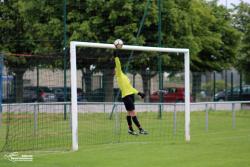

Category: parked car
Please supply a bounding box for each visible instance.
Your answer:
[87,88,122,102]
[214,85,250,101]
[23,86,57,102]
[150,87,192,103]
[50,87,87,102]
[2,94,15,103]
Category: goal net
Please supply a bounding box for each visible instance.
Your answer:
[1,41,190,152]
[1,60,73,152]
[70,41,190,151]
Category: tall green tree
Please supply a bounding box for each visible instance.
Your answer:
[132,0,240,101]
[67,0,158,101]
[0,0,242,102]
[0,0,64,102]
[232,2,250,83]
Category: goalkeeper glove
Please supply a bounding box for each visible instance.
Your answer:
[138,92,145,99]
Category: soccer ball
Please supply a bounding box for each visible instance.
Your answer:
[114,39,123,49]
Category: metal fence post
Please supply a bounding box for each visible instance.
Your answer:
[205,103,209,132]
[232,103,236,129]
[104,103,106,113]
[69,104,72,129]
[115,103,120,143]
[173,104,177,136]
[34,103,38,134]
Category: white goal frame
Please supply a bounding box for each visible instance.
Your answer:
[70,41,191,151]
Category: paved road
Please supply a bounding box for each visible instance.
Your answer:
[2,102,250,113]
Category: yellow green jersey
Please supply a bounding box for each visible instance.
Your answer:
[115,57,138,98]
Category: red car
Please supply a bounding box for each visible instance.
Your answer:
[150,87,192,103]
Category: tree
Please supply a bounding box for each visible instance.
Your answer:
[0,0,242,102]
[132,0,240,101]
[0,0,64,102]
[67,0,158,101]
[232,2,250,83]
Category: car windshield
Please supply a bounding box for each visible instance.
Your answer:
[242,86,250,93]
[39,87,52,93]
[25,87,52,92]
[167,88,177,93]
[224,86,250,94]
[51,87,83,94]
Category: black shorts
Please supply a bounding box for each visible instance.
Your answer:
[122,94,135,111]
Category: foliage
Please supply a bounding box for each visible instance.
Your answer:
[0,0,245,100]
[1,0,64,69]
[232,2,250,82]
[66,0,158,72]
[0,0,65,101]
[201,79,229,92]
[0,0,243,72]
[240,24,250,72]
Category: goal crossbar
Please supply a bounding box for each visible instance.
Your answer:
[70,41,190,151]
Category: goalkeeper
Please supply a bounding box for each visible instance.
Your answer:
[114,55,148,135]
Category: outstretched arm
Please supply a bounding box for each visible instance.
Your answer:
[115,57,122,76]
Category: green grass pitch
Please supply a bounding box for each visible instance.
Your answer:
[0,110,250,167]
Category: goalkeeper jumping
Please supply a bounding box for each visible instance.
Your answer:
[114,55,148,135]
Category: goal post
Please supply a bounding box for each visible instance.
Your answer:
[70,41,190,151]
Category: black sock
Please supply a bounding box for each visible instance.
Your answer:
[132,116,142,130]
[126,116,133,131]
